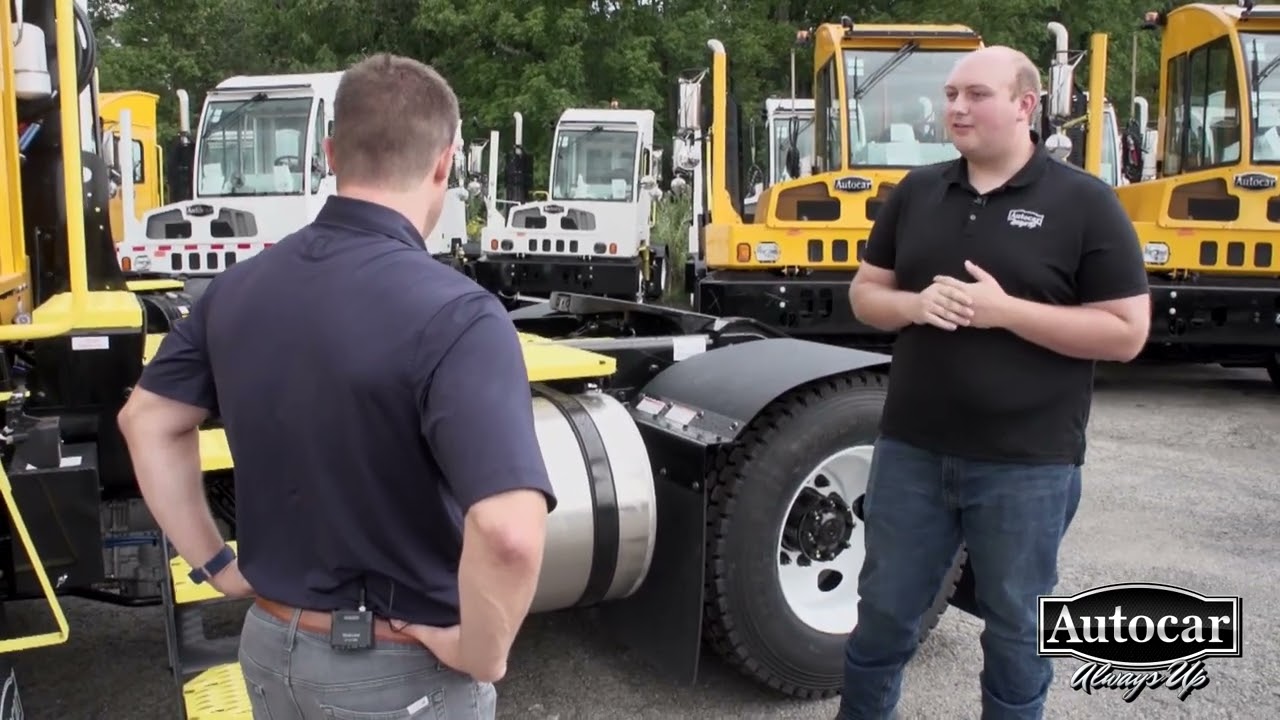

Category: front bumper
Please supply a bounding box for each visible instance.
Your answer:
[694,270,891,345]
[1146,275,1280,361]
[473,255,641,298]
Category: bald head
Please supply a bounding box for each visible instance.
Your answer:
[954,46,1042,100]
[942,46,1043,165]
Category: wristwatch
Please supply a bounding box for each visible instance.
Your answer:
[188,543,236,584]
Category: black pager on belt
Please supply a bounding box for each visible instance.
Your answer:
[331,585,374,650]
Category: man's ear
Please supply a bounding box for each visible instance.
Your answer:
[322,137,338,175]
[1019,91,1040,124]
[432,147,452,185]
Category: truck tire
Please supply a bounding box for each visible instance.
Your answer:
[702,370,961,699]
[0,605,23,720]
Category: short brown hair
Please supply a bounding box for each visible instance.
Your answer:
[1012,53,1043,112]
[331,53,459,191]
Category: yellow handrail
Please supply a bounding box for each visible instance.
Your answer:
[0,462,72,652]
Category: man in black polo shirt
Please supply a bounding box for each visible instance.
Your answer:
[117,54,555,719]
[837,47,1150,719]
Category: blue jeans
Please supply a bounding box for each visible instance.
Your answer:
[837,436,1082,720]
[238,602,497,719]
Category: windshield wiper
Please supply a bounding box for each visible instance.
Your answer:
[199,92,268,141]
[853,41,919,101]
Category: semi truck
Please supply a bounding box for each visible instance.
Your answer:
[685,19,986,349]
[99,90,165,244]
[472,107,669,303]
[112,72,471,296]
[0,3,978,716]
[1115,1,1280,387]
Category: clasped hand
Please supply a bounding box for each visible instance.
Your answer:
[915,260,1009,331]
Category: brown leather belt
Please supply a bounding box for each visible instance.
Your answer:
[254,597,420,645]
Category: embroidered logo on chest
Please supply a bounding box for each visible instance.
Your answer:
[1006,209,1044,229]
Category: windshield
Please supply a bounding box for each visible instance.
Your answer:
[550,126,639,201]
[196,96,315,196]
[842,48,966,167]
[1240,32,1280,163]
[771,114,815,184]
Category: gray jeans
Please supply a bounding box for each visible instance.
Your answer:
[238,601,497,719]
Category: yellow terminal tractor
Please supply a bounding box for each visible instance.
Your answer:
[680,18,984,349]
[1113,2,1280,387]
[99,90,166,245]
[0,1,986,714]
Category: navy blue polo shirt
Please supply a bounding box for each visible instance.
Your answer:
[137,195,557,625]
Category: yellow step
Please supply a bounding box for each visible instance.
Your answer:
[169,540,239,605]
[143,332,165,364]
[199,429,233,472]
[127,278,186,293]
[183,662,253,719]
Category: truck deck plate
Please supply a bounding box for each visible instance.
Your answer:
[145,331,616,382]
[517,331,617,381]
[181,662,253,719]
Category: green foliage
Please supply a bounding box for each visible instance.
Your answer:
[87,0,1185,203]
[87,0,1188,308]
[651,192,694,302]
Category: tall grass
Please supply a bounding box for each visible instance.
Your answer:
[650,192,694,305]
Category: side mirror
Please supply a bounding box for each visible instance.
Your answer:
[467,139,487,176]
[453,147,467,179]
[677,73,704,133]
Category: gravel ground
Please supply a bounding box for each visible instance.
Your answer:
[5,361,1278,720]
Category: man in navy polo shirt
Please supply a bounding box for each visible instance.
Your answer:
[118,54,555,719]
[838,47,1150,719]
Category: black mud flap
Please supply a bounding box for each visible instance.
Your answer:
[595,337,891,687]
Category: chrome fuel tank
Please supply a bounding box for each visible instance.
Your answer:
[529,388,657,613]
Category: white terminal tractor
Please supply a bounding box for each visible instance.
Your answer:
[114,71,470,297]
[473,107,668,303]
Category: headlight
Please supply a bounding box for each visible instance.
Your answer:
[1142,242,1169,264]
[134,255,151,271]
[755,242,780,262]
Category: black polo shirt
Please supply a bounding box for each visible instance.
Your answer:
[137,195,557,625]
[863,145,1149,465]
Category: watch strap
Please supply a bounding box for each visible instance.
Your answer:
[187,543,236,585]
